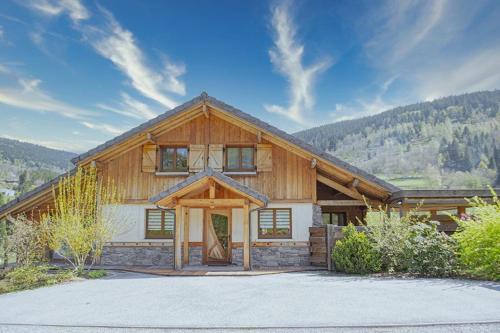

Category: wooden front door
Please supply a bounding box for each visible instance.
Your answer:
[204,209,232,265]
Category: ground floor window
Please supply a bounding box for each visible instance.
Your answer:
[258,208,292,239]
[145,209,175,239]
[322,212,346,226]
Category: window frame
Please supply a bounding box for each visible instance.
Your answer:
[225,145,255,172]
[159,146,188,172]
[258,208,292,239]
[145,209,175,239]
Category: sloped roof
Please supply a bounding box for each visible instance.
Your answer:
[150,168,269,206]
[72,92,399,193]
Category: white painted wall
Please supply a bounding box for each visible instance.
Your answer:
[108,202,312,243]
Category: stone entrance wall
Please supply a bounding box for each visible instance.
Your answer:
[251,246,310,268]
[101,245,174,267]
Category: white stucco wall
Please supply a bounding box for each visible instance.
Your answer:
[108,202,312,243]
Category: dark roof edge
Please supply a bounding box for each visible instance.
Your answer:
[390,188,500,202]
[149,167,269,205]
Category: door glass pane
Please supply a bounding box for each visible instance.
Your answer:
[176,148,188,170]
[241,147,254,170]
[322,213,331,224]
[226,147,239,170]
[211,214,228,253]
[161,148,174,171]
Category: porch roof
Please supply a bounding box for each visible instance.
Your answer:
[149,168,269,207]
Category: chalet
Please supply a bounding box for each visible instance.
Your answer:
[0,93,497,270]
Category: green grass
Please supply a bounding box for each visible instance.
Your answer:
[379,175,434,189]
[87,269,107,279]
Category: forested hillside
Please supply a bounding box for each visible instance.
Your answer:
[0,138,76,203]
[295,90,500,189]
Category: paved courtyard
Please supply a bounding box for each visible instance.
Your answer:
[0,271,499,332]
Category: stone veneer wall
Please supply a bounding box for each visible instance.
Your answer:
[188,246,203,266]
[101,245,174,267]
[231,248,243,266]
[251,246,310,268]
[312,204,323,227]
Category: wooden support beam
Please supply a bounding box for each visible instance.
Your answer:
[146,132,156,143]
[209,179,216,199]
[183,208,189,265]
[202,103,209,118]
[310,158,317,169]
[317,200,366,206]
[243,202,250,270]
[311,167,317,204]
[174,205,182,270]
[257,131,262,143]
[457,206,466,215]
[348,178,360,190]
[317,174,364,201]
[178,198,247,207]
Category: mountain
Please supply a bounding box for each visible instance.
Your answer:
[0,138,76,201]
[295,90,500,189]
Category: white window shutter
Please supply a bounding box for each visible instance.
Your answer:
[189,144,205,172]
[256,144,272,172]
[142,144,157,173]
[208,144,224,171]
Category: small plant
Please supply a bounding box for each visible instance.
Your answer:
[87,269,107,279]
[3,265,74,293]
[332,224,381,274]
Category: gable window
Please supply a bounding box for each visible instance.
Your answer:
[225,146,255,172]
[160,147,188,172]
[258,208,292,239]
[145,209,174,239]
[322,212,346,226]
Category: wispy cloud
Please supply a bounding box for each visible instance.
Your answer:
[24,0,90,22]
[0,76,92,120]
[80,6,186,109]
[0,25,4,40]
[264,2,332,123]
[97,92,159,120]
[81,121,125,135]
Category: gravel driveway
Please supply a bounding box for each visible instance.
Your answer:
[0,271,499,332]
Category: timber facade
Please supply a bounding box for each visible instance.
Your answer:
[0,93,497,270]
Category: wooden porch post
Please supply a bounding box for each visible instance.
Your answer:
[243,202,250,270]
[183,208,190,265]
[174,205,183,270]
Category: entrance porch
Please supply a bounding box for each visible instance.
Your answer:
[149,168,269,270]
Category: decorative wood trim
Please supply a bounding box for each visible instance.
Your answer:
[243,203,250,270]
[251,241,309,248]
[317,200,366,206]
[311,167,317,204]
[178,198,246,207]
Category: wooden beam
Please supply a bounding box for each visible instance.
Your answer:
[457,206,466,215]
[317,200,366,206]
[317,174,363,201]
[174,205,182,270]
[202,103,209,118]
[178,198,246,207]
[183,208,189,265]
[209,179,216,199]
[243,202,250,270]
[311,167,317,204]
[348,178,360,189]
[146,132,156,143]
[310,158,317,169]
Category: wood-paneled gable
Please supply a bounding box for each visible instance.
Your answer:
[100,114,314,201]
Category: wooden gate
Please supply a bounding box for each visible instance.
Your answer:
[309,227,327,267]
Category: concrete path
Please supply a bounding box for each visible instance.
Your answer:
[0,271,499,332]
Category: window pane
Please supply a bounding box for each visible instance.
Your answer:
[227,147,240,170]
[161,148,174,171]
[259,210,274,236]
[322,213,331,224]
[147,210,162,232]
[164,210,175,233]
[176,148,188,170]
[275,209,291,235]
[241,147,254,170]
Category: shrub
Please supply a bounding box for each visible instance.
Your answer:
[87,269,107,279]
[365,209,412,273]
[5,265,74,291]
[453,192,500,281]
[407,222,457,277]
[332,224,381,274]
[7,215,49,266]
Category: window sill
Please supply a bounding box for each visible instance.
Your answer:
[155,171,189,176]
[223,171,257,176]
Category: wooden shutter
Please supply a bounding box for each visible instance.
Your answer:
[142,144,157,173]
[188,144,205,172]
[256,144,273,172]
[208,144,224,171]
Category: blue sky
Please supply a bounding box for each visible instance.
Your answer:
[1,0,500,153]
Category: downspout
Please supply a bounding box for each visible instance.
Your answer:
[248,203,267,270]
[156,204,175,269]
